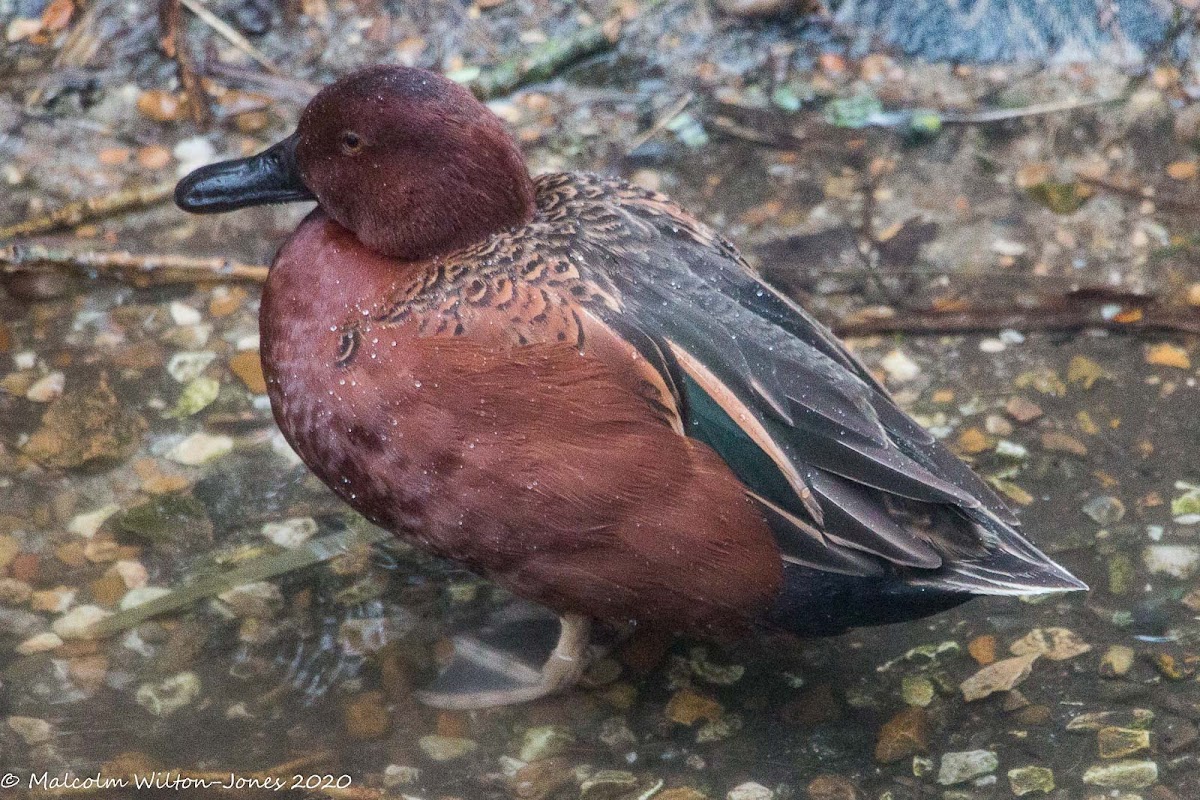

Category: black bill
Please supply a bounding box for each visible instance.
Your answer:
[174,133,314,213]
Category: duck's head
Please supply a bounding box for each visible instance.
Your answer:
[175,65,536,262]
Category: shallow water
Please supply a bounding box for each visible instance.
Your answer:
[2,2,1200,799]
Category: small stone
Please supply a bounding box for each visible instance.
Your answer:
[25,371,65,402]
[1068,709,1155,732]
[167,432,234,465]
[1174,484,1200,524]
[1143,545,1200,579]
[218,581,283,618]
[875,706,930,763]
[418,734,477,761]
[968,634,997,665]
[166,351,217,383]
[880,349,920,383]
[1041,431,1088,456]
[112,560,149,590]
[727,783,774,800]
[1010,628,1092,661]
[1167,160,1198,180]
[16,632,62,654]
[1100,645,1136,677]
[69,654,108,694]
[31,586,75,612]
[1150,651,1194,680]
[115,494,211,545]
[659,790,709,800]
[960,653,1039,701]
[165,303,199,328]
[805,774,858,800]
[1014,705,1053,726]
[0,535,18,570]
[1082,496,1126,525]
[1159,715,1199,753]
[984,414,1013,436]
[1109,552,1136,595]
[667,688,723,725]
[137,145,173,170]
[135,672,202,716]
[382,765,421,789]
[90,572,127,607]
[229,351,268,394]
[68,504,120,538]
[0,578,32,605]
[955,427,991,455]
[597,717,637,749]
[689,646,745,684]
[1145,343,1191,369]
[1081,760,1158,789]
[344,691,390,740]
[173,136,217,175]
[137,89,188,122]
[696,712,743,743]
[261,517,318,549]
[1098,727,1151,758]
[518,725,574,762]
[1007,766,1055,796]
[7,715,52,744]
[23,376,146,469]
[1067,355,1108,389]
[937,750,998,785]
[51,604,110,640]
[509,757,573,799]
[166,377,220,418]
[899,675,934,707]
[580,770,639,800]
[1005,396,1043,423]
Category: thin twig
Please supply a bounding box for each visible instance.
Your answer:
[628,92,694,152]
[940,94,1124,124]
[831,304,1200,337]
[1,244,270,286]
[0,180,177,240]
[179,0,280,75]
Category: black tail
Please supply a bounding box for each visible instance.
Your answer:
[765,561,972,638]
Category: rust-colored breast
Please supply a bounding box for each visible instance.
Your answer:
[259,183,782,637]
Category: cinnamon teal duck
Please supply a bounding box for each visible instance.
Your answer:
[175,65,1086,708]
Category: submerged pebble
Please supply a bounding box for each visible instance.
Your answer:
[938,750,999,785]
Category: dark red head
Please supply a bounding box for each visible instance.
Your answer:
[175,66,536,262]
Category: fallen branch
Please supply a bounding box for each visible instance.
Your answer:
[1,244,269,285]
[87,526,392,638]
[467,20,618,99]
[466,0,673,100]
[0,180,177,240]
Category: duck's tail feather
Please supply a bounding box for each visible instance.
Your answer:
[907,508,1088,596]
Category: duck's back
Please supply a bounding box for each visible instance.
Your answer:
[530,173,1085,621]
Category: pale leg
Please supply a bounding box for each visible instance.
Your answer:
[416,613,592,709]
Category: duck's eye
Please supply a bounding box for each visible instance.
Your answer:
[340,131,363,154]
